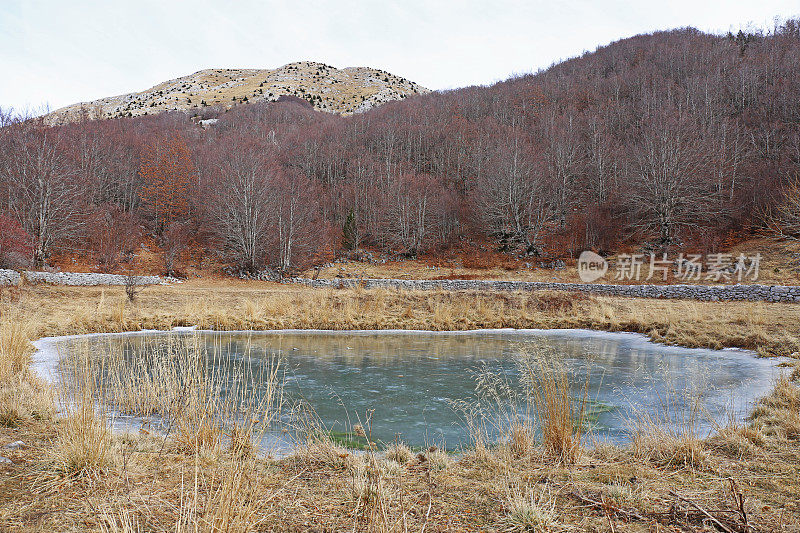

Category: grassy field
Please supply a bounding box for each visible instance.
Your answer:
[301,238,800,287]
[6,280,800,357]
[0,280,799,531]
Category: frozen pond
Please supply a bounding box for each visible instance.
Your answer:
[36,329,782,451]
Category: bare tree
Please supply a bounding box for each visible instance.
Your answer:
[764,174,800,240]
[84,204,142,270]
[543,114,582,228]
[124,272,146,302]
[584,115,619,205]
[4,123,84,266]
[380,172,451,256]
[269,169,324,275]
[475,136,555,255]
[628,112,725,251]
[161,221,190,277]
[208,143,275,273]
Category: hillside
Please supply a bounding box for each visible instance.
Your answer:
[44,61,428,124]
[2,21,800,275]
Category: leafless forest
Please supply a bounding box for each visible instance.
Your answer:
[1,22,799,275]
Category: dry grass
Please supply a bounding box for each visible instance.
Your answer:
[501,485,559,532]
[30,331,287,531]
[49,404,112,477]
[0,374,51,428]
[628,383,710,469]
[3,280,799,359]
[424,448,452,472]
[0,315,33,380]
[518,345,587,463]
[0,281,799,531]
[303,237,800,286]
[74,334,284,458]
[453,343,588,466]
[298,434,356,471]
[384,442,412,464]
[751,373,800,440]
[47,339,112,478]
[0,314,52,429]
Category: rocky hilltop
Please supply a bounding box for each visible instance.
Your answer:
[46,61,429,123]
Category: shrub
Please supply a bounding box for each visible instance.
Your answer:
[385,442,412,464]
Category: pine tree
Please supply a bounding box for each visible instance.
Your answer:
[342,209,358,251]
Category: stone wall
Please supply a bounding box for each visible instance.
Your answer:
[0,270,21,286]
[3,268,797,302]
[291,277,800,303]
[0,270,162,287]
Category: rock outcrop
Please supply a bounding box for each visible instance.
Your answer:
[45,62,428,123]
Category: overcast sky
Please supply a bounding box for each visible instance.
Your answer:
[1,0,797,113]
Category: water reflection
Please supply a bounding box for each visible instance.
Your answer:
[59,329,780,450]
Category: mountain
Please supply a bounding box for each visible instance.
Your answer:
[6,21,799,272]
[44,61,429,124]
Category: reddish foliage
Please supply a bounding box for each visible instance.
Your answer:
[139,136,196,233]
[2,21,800,272]
[459,248,520,271]
[83,204,143,270]
[0,214,32,267]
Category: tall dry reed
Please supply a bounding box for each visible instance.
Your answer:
[0,314,53,427]
[454,341,588,463]
[57,333,285,456]
[517,342,588,463]
[0,315,32,380]
[52,331,287,527]
[629,376,707,467]
[50,344,113,476]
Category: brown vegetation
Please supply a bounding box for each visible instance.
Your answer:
[0,281,798,531]
[300,237,800,287]
[4,280,799,357]
[4,23,800,274]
